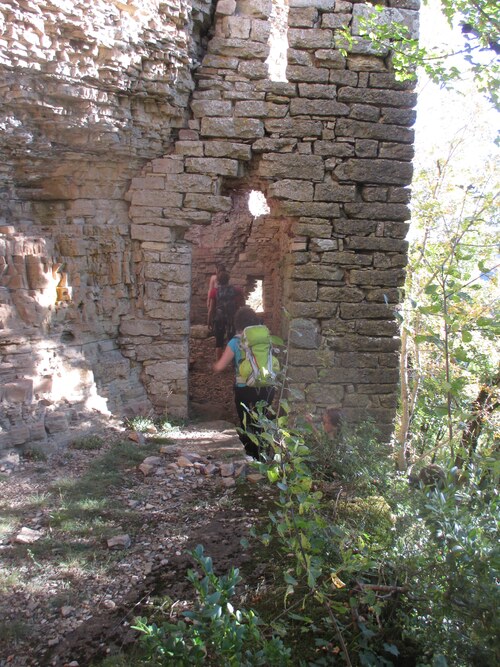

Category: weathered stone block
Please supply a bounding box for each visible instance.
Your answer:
[340,303,394,320]
[289,7,319,27]
[336,118,414,144]
[144,263,191,283]
[289,301,338,318]
[289,318,321,349]
[347,237,409,252]
[201,117,264,139]
[223,16,251,40]
[204,142,252,160]
[136,342,188,362]
[289,0,335,9]
[298,83,338,98]
[215,0,236,16]
[208,37,268,58]
[120,320,161,337]
[237,0,271,18]
[258,154,324,181]
[288,28,333,49]
[184,194,233,212]
[164,174,214,193]
[295,218,332,238]
[279,202,340,218]
[264,118,322,137]
[289,280,318,301]
[286,66,329,83]
[335,159,413,185]
[241,101,287,118]
[350,269,406,287]
[131,191,183,207]
[7,424,30,445]
[315,182,356,202]
[151,158,184,174]
[190,100,233,118]
[345,202,411,221]
[131,225,173,243]
[1,379,34,403]
[319,286,364,303]
[293,264,344,281]
[45,412,69,434]
[268,179,314,201]
[379,142,415,160]
[185,157,240,177]
[202,54,238,68]
[144,360,186,381]
[290,98,349,116]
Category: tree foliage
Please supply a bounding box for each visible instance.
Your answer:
[356,0,500,108]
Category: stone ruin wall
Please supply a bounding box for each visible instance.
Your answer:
[0,0,419,453]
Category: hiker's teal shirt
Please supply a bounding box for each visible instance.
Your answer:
[228,335,246,387]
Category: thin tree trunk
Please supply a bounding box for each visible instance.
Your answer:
[455,370,500,468]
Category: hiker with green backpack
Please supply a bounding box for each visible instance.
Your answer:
[213,306,281,460]
[207,270,244,361]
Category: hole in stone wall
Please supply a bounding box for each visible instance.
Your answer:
[61,331,75,343]
[266,0,289,82]
[246,278,264,312]
[248,190,270,216]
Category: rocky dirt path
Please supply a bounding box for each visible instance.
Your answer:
[0,335,272,667]
[0,422,271,667]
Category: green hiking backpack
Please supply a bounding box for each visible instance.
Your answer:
[237,325,281,387]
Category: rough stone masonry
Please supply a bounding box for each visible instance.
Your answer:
[0,0,419,452]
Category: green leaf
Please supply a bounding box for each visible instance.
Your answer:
[383,643,400,656]
[461,330,473,343]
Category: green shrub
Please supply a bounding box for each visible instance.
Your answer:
[133,545,291,666]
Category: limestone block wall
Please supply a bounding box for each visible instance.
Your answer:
[0,0,213,450]
[127,0,418,437]
[1,0,419,451]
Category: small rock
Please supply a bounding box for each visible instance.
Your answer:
[203,463,218,476]
[102,599,116,610]
[142,456,162,466]
[138,463,155,476]
[14,527,44,544]
[107,534,131,550]
[179,450,206,463]
[247,474,265,484]
[177,456,194,467]
[234,462,247,478]
[61,606,74,617]
[128,431,145,445]
[221,477,236,488]
[220,463,235,477]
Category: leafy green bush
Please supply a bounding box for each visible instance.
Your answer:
[133,545,291,666]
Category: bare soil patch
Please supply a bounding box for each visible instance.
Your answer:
[0,335,270,666]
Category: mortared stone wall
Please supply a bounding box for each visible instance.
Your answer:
[0,0,419,452]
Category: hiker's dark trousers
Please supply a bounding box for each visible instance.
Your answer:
[234,385,275,460]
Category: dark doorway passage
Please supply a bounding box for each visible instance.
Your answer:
[189,332,238,424]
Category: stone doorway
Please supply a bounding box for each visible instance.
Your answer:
[186,186,291,423]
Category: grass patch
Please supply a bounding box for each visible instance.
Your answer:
[22,445,47,461]
[0,620,31,642]
[69,435,105,451]
[0,567,22,593]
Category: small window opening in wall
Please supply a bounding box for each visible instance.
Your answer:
[53,263,72,304]
[246,279,264,313]
[248,190,270,216]
[266,0,289,82]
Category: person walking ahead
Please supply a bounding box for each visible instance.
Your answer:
[213,306,275,460]
[207,270,244,361]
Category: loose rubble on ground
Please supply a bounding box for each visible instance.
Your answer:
[0,419,271,667]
